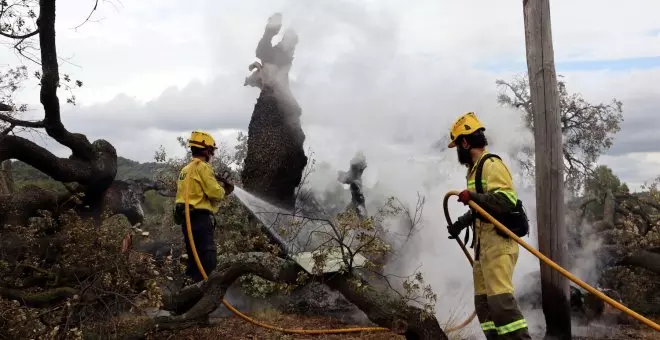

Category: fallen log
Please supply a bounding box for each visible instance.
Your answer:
[157,252,447,340]
[0,286,77,308]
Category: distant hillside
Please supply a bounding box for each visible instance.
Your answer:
[114,157,165,180]
[11,156,166,189]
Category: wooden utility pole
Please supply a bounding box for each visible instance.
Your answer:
[522,1,572,339]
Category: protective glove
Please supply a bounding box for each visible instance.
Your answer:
[447,211,472,239]
[216,171,235,195]
[447,221,466,239]
[220,180,235,195]
[457,189,473,205]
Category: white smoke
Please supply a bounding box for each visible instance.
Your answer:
[206,1,548,334]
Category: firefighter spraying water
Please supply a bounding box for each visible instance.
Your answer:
[170,128,660,337]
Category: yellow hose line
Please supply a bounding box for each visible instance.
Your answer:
[445,312,477,333]
[441,193,479,332]
[183,159,390,334]
[445,190,660,332]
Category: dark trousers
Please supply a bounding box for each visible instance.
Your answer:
[181,210,216,283]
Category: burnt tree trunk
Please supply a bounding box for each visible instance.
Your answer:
[338,152,368,218]
[241,13,307,210]
[0,160,12,195]
[619,250,660,275]
[337,152,391,269]
[0,0,117,225]
[241,88,307,210]
[523,0,571,338]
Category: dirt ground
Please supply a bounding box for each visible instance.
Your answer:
[149,313,404,340]
[148,311,659,340]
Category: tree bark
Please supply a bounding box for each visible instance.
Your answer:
[0,184,69,226]
[241,14,307,210]
[523,0,571,339]
[325,270,447,340]
[618,250,660,275]
[0,286,77,308]
[0,160,12,195]
[158,253,447,340]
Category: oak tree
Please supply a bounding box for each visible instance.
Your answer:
[497,74,623,194]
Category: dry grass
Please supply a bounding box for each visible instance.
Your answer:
[148,308,660,340]
[149,308,404,340]
[134,308,660,340]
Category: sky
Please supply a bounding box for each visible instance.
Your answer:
[4,0,660,189]
[3,0,660,333]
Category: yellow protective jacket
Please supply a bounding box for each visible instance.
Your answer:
[467,151,518,210]
[174,158,225,213]
[455,150,519,237]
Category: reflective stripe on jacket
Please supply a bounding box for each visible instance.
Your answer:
[466,151,518,205]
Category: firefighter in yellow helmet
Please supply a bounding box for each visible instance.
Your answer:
[174,130,234,283]
[447,112,531,340]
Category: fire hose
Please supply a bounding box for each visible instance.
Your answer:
[443,190,660,332]
[183,160,390,334]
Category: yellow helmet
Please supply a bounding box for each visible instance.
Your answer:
[187,130,217,150]
[448,112,485,148]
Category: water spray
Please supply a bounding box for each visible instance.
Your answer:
[183,159,390,334]
[231,186,296,254]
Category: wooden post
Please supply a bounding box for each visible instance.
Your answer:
[522,0,572,339]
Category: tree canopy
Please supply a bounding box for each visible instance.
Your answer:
[496,74,624,195]
[584,165,630,198]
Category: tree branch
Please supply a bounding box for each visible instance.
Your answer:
[72,0,99,30]
[0,113,45,129]
[1,124,15,135]
[37,0,94,160]
[0,286,77,308]
[159,252,447,339]
[0,134,93,182]
[618,250,660,275]
[0,183,73,226]
[0,29,40,40]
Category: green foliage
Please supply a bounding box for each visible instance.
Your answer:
[143,190,167,215]
[116,157,164,180]
[584,165,629,198]
[0,0,38,40]
[12,156,166,184]
[496,74,624,195]
[233,131,248,171]
[0,210,173,339]
[34,70,84,106]
[0,65,28,112]
[11,157,172,217]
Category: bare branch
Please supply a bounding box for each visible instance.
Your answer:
[1,123,14,134]
[72,0,99,30]
[0,113,44,128]
[0,29,39,40]
[36,0,94,160]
